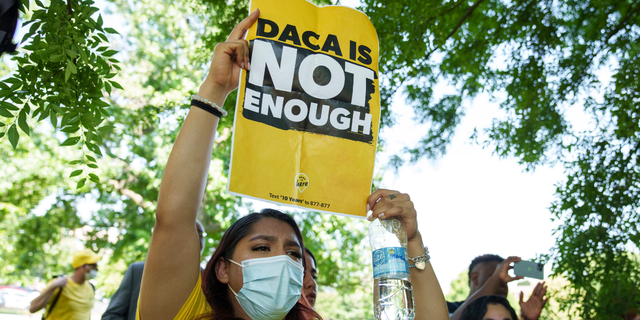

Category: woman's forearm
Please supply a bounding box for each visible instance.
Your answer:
[408,233,449,320]
[155,99,221,227]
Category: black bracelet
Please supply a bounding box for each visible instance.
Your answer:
[191,99,223,118]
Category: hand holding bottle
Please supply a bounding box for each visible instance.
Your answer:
[367,189,420,243]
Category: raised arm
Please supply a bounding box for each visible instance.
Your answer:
[449,256,524,320]
[29,277,67,313]
[137,10,258,320]
[367,189,449,320]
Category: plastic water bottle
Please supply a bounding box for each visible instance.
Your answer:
[369,218,415,320]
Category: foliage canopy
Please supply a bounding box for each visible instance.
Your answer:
[362,0,640,317]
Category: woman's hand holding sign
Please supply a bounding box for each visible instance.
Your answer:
[198,9,259,107]
[140,10,261,320]
[367,189,449,320]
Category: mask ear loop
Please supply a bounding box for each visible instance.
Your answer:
[226,258,243,268]
[225,258,243,296]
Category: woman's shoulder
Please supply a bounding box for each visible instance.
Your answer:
[137,272,211,320]
[176,273,211,319]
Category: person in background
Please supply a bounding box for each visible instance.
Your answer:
[448,254,548,320]
[303,248,318,308]
[102,220,206,320]
[459,295,519,320]
[29,248,101,320]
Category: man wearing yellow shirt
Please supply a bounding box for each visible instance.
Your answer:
[29,248,102,320]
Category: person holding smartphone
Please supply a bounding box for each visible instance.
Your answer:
[448,254,548,320]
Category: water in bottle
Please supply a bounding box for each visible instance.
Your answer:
[369,218,415,320]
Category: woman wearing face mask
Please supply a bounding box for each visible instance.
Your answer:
[136,9,449,320]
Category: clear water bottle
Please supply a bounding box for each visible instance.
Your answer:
[369,218,415,320]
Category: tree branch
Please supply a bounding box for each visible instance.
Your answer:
[566,2,640,95]
[108,179,147,208]
[425,0,486,61]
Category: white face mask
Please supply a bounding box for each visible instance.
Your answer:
[85,269,98,280]
[228,255,304,320]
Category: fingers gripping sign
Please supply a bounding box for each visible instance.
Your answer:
[366,189,419,242]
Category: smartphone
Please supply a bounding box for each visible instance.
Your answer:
[513,260,544,280]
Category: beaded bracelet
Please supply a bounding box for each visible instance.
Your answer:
[190,94,228,117]
[408,246,430,270]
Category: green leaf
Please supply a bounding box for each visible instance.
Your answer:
[87,163,99,169]
[110,81,124,90]
[0,101,19,111]
[102,50,118,57]
[86,155,97,162]
[97,14,103,28]
[79,49,88,63]
[82,21,94,29]
[37,106,49,121]
[28,20,40,34]
[98,33,108,42]
[50,110,58,128]
[66,50,78,59]
[76,178,86,189]
[67,60,78,74]
[32,106,42,119]
[0,107,15,118]
[60,125,79,133]
[81,113,99,128]
[105,27,120,34]
[104,81,112,95]
[50,104,63,114]
[17,110,30,136]
[60,136,81,146]
[9,95,23,105]
[3,78,21,85]
[88,173,100,183]
[69,160,82,165]
[69,169,83,178]
[22,102,31,114]
[86,142,103,156]
[97,125,114,133]
[0,122,5,127]
[8,124,19,150]
[65,64,71,82]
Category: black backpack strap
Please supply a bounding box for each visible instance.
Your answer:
[42,286,63,320]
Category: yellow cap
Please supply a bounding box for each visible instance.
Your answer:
[72,249,102,269]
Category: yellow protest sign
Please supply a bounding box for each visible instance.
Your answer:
[228,0,379,218]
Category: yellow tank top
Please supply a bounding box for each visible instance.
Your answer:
[136,273,210,320]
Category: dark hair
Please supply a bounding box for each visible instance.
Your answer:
[460,295,518,320]
[468,254,504,284]
[305,248,317,268]
[200,209,322,320]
